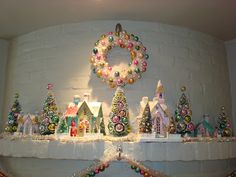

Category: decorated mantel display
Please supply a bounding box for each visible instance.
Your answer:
[15,112,39,136]
[5,93,22,133]
[89,23,149,88]
[194,114,214,137]
[108,87,131,137]
[216,106,232,137]
[58,94,105,137]
[174,86,195,137]
[38,84,60,135]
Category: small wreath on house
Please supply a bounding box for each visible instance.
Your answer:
[90,23,149,88]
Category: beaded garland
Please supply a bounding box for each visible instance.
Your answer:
[90,24,149,88]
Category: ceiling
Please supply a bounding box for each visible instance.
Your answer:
[0,0,236,41]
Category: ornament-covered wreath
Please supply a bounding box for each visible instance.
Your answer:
[90,24,149,88]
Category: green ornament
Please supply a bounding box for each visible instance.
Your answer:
[135,45,140,50]
[108,36,114,42]
[134,36,139,41]
[131,165,136,169]
[95,40,99,46]
[121,117,128,124]
[114,71,120,77]
[134,68,140,73]
[52,115,59,124]
[93,48,98,54]
[144,54,149,59]
[135,167,141,173]
[175,115,181,122]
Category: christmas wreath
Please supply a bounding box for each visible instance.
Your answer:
[90,24,149,88]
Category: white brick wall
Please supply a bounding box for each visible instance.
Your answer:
[225,39,236,135]
[1,20,233,177]
[3,20,231,128]
[0,39,8,132]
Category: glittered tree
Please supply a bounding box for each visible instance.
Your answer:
[168,117,176,134]
[5,93,22,133]
[108,87,131,136]
[174,86,194,136]
[58,118,68,133]
[139,103,152,133]
[100,117,106,135]
[39,84,60,135]
[216,106,232,137]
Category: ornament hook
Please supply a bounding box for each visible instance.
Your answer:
[115,23,122,36]
[116,145,123,161]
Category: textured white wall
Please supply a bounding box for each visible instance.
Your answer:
[1,20,233,177]
[3,20,231,129]
[225,39,236,134]
[0,39,8,132]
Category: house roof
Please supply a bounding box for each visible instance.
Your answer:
[64,101,102,117]
[149,100,171,117]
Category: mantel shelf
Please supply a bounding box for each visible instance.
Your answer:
[0,138,236,161]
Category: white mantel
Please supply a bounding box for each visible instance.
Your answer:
[0,139,236,161]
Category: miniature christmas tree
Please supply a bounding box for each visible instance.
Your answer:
[39,84,60,135]
[174,86,194,136]
[139,103,152,133]
[100,117,106,135]
[5,93,22,133]
[216,106,232,137]
[168,117,176,134]
[108,87,131,136]
[58,118,68,133]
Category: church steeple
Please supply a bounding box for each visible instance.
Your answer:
[156,80,164,102]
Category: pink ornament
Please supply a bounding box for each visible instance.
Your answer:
[101,40,106,46]
[187,122,194,131]
[102,71,108,78]
[112,116,120,123]
[108,32,113,35]
[181,109,187,116]
[118,39,123,44]
[128,42,134,48]
[117,79,123,85]
[47,83,53,90]
[142,61,147,66]
[141,67,146,72]
[142,46,147,51]
[138,53,144,58]
[96,55,101,60]
[95,169,100,174]
[140,170,145,175]
[108,66,112,71]
[133,60,139,65]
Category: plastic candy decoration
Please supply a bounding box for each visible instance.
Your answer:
[90,23,149,88]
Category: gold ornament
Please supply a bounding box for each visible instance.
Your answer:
[125,34,130,40]
[128,78,134,84]
[130,51,136,59]
[96,70,102,77]
[90,57,95,63]
[128,69,132,74]
[181,86,186,92]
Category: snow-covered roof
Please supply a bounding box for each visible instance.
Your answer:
[64,101,102,117]
[87,102,102,117]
